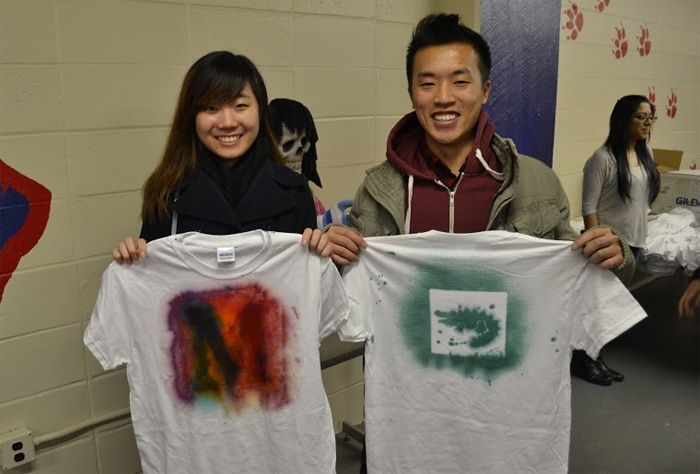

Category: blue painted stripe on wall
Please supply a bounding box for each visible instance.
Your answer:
[480,0,561,167]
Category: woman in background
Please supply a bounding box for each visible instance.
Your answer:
[112,51,327,261]
[575,94,661,385]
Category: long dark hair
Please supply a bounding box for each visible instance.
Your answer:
[605,95,660,204]
[142,51,283,221]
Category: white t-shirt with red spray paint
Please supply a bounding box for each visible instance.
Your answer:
[85,231,348,474]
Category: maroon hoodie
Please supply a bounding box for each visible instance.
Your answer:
[386,110,504,234]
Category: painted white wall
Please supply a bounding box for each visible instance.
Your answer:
[1,0,695,472]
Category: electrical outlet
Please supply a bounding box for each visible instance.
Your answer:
[0,425,34,471]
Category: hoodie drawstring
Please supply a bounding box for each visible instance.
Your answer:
[475,148,504,181]
[404,175,414,234]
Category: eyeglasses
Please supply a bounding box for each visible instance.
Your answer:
[632,114,658,123]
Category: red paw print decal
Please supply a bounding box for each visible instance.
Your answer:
[562,2,584,40]
[647,86,656,106]
[594,0,611,12]
[666,88,678,118]
[637,24,652,56]
[612,23,627,59]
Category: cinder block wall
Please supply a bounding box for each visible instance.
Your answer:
[2,1,697,472]
[0,1,473,472]
[553,0,699,217]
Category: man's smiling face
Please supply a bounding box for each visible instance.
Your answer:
[409,42,491,159]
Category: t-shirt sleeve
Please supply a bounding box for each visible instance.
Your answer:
[338,263,372,343]
[318,259,350,341]
[84,265,132,370]
[569,264,647,358]
[581,150,609,216]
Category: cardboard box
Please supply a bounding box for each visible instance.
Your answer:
[651,169,700,218]
[653,148,683,173]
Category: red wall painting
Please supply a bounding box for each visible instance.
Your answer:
[0,160,52,301]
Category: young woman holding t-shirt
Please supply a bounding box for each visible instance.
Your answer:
[112,51,328,262]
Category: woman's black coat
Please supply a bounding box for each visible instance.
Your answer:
[139,160,317,241]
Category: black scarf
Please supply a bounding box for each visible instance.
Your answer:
[199,137,270,209]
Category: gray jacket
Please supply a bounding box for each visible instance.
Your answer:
[348,134,634,280]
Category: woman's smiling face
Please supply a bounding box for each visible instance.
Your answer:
[195,82,260,160]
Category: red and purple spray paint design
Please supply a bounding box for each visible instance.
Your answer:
[168,282,295,412]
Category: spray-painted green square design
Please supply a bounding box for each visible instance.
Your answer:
[430,289,506,358]
[399,262,527,380]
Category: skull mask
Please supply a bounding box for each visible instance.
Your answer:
[268,98,322,187]
[279,124,309,174]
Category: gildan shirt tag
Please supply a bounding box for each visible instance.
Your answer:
[216,246,235,263]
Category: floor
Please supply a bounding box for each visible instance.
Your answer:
[334,271,700,473]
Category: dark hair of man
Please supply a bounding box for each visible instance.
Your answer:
[605,94,660,204]
[405,13,492,87]
[142,51,283,222]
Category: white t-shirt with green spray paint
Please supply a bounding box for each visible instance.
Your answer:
[340,230,646,474]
